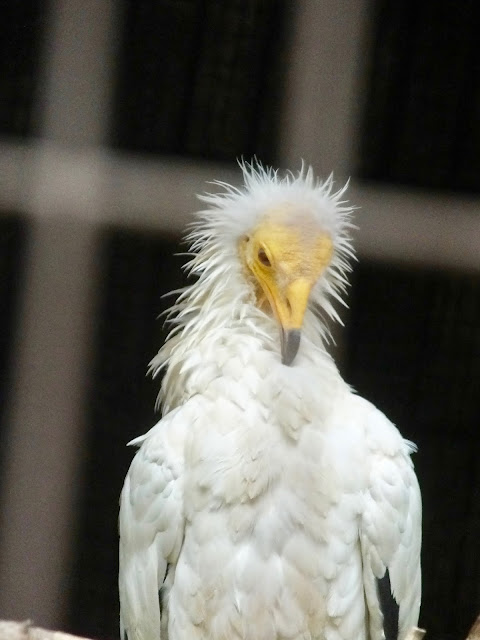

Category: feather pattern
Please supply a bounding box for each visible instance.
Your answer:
[150,162,356,413]
[119,162,421,640]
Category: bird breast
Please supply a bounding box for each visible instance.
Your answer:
[167,365,365,640]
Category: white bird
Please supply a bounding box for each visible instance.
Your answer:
[119,163,421,640]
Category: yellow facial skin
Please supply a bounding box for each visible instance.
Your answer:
[240,209,333,365]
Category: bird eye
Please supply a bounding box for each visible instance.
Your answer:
[258,247,271,267]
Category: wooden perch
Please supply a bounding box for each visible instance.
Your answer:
[405,627,426,640]
[0,616,479,640]
[0,621,91,640]
[467,614,480,640]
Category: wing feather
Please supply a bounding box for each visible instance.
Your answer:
[360,407,422,640]
[119,406,188,640]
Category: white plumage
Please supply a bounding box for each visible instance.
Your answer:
[119,164,421,640]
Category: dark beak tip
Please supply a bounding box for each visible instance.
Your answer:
[281,329,302,366]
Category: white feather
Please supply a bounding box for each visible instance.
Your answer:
[119,162,421,640]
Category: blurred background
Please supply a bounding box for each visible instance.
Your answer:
[0,0,479,638]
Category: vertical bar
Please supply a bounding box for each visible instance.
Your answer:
[278,0,369,177]
[0,0,117,627]
[277,0,370,364]
[0,219,100,625]
[37,0,118,146]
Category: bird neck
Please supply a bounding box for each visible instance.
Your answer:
[151,271,339,415]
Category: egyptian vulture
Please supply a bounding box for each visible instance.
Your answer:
[119,163,422,640]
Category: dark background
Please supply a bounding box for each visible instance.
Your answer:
[0,1,479,639]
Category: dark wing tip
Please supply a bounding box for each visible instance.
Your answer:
[377,569,399,640]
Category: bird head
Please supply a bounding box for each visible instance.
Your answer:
[155,162,355,389]
[239,205,334,365]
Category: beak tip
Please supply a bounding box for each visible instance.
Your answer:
[281,329,301,366]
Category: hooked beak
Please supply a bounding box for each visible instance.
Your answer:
[244,224,333,367]
[270,278,313,366]
[280,328,302,366]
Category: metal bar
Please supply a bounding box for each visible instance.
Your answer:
[0,0,117,627]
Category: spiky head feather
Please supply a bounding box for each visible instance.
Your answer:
[151,162,356,412]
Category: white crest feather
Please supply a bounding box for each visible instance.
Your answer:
[150,161,356,412]
[120,165,421,640]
